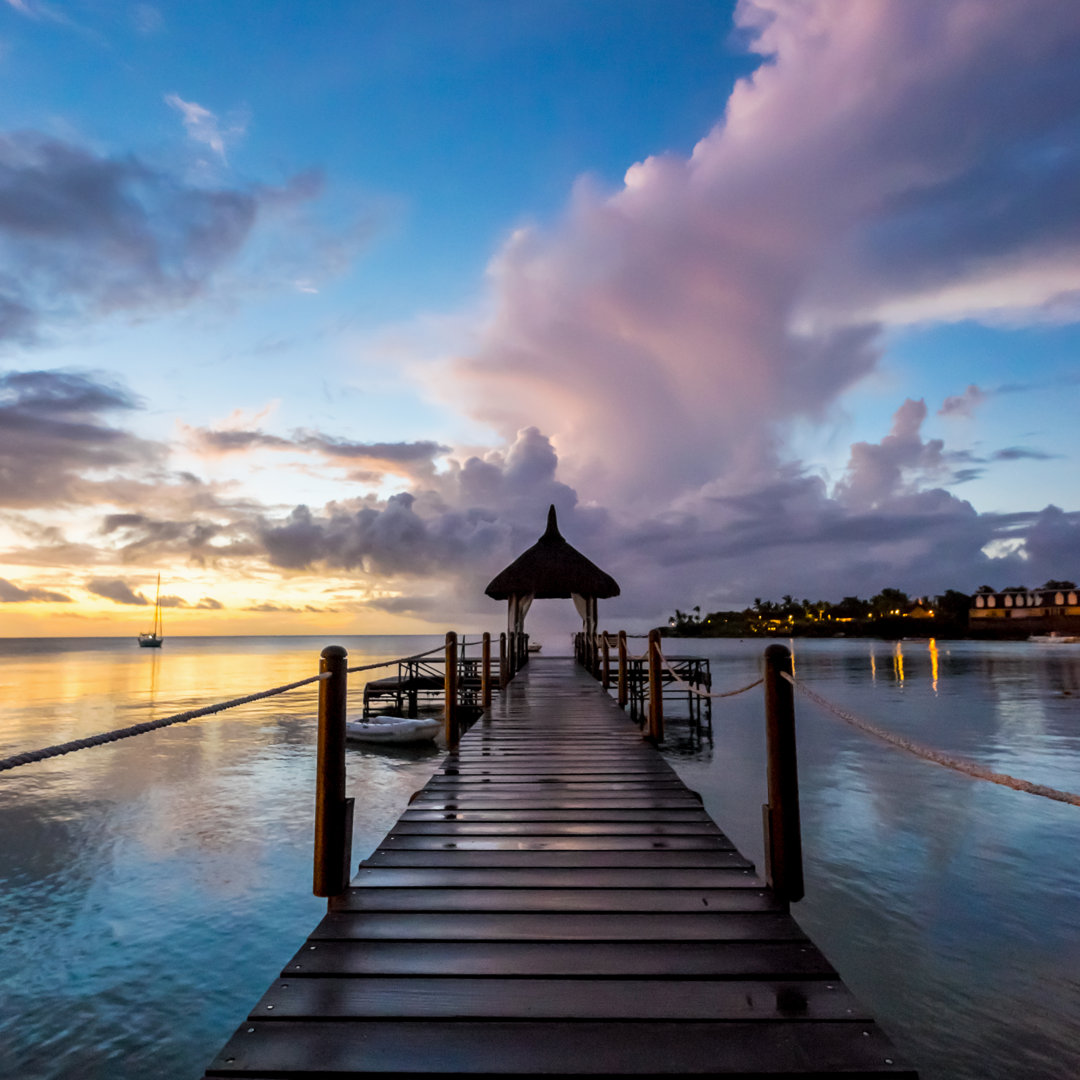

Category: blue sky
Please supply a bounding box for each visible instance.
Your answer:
[1,0,1078,636]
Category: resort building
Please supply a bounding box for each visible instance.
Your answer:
[969,587,1080,632]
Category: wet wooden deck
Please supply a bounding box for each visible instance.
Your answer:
[204,657,915,1077]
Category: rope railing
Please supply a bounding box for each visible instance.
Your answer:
[1,639,471,774]
[345,642,445,674]
[783,671,1080,809]
[658,652,763,699]
[0,671,332,773]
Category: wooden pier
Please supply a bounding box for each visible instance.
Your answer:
[204,656,914,1077]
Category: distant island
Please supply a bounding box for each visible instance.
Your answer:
[664,581,1079,640]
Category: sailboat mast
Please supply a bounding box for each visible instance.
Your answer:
[154,573,162,637]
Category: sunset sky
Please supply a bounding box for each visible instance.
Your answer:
[2,0,1079,639]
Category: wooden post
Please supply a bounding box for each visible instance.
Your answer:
[313,645,353,902]
[601,632,610,690]
[647,628,664,742]
[481,631,492,708]
[762,644,804,905]
[617,630,628,708]
[499,632,508,689]
[444,631,459,748]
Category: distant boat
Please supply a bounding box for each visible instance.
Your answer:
[345,715,442,744]
[138,574,164,648]
[528,642,542,653]
[1030,633,1080,644]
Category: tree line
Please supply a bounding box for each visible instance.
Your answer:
[666,580,1075,638]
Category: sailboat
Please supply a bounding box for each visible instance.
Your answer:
[138,574,164,648]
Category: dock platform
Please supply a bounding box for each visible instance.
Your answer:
[204,657,914,1077]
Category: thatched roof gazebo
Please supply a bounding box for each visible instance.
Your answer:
[486,505,619,669]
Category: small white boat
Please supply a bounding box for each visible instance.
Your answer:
[528,642,542,653]
[345,715,442,744]
[1030,633,1080,644]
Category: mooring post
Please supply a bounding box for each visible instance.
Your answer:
[617,630,628,707]
[313,645,354,903]
[481,631,492,708]
[601,632,611,690]
[522,633,529,667]
[762,644,804,906]
[445,631,459,748]
[647,628,664,742]
[499,632,508,688]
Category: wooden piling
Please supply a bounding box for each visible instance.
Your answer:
[445,631,459,748]
[647,628,664,743]
[617,630,628,707]
[601,632,611,690]
[313,645,353,901]
[499,632,508,689]
[482,632,492,708]
[762,644,803,905]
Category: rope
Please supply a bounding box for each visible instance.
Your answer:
[2,639,459,773]
[345,642,445,673]
[783,672,1080,809]
[0,671,331,773]
[659,653,763,699]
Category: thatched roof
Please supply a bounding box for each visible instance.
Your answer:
[485,506,620,601]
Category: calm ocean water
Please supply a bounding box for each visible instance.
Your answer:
[1,634,1078,1079]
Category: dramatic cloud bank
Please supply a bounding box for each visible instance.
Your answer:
[453,0,1080,513]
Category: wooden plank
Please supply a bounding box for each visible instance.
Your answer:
[407,798,706,809]
[252,976,869,1020]
[363,850,753,868]
[351,867,762,887]
[399,808,713,822]
[310,910,806,942]
[376,835,735,851]
[329,887,780,913]
[204,1020,914,1076]
[282,940,837,977]
[389,821,725,835]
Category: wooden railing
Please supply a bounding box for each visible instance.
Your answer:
[313,630,528,904]
[574,629,804,907]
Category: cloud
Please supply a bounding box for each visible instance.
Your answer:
[0,132,321,346]
[182,422,450,480]
[195,596,224,609]
[835,399,945,509]
[86,577,147,604]
[0,576,71,602]
[165,94,244,162]
[939,384,987,418]
[444,0,1080,514]
[0,369,157,508]
[992,446,1056,462]
[257,427,577,575]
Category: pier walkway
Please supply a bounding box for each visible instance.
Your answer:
[204,657,914,1077]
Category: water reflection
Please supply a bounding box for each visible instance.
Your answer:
[658,637,1080,1080]
[0,635,446,1080]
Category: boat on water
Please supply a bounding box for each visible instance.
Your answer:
[345,715,442,744]
[137,574,164,648]
[1030,632,1080,644]
[528,641,542,653]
